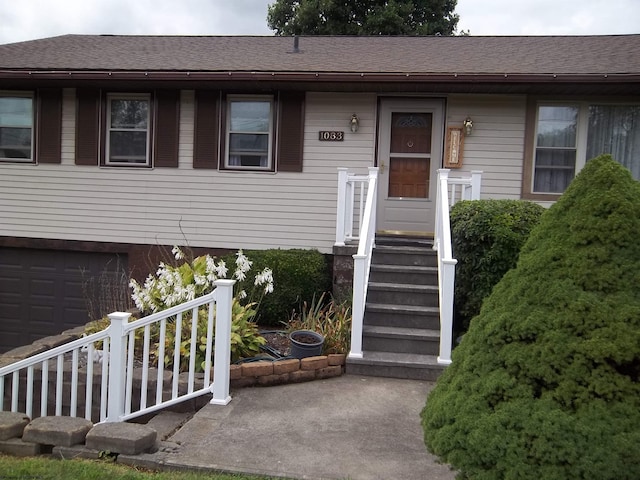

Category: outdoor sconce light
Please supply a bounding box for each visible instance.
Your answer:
[463,117,473,135]
[350,114,360,133]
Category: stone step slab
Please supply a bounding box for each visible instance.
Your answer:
[0,411,30,440]
[22,416,92,447]
[85,422,157,455]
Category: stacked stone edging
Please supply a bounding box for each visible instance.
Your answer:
[231,354,346,388]
[0,411,159,458]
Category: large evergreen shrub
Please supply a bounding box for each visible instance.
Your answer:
[422,155,640,479]
[451,199,545,332]
[223,249,331,326]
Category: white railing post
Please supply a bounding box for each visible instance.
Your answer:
[434,169,450,250]
[335,168,349,246]
[106,311,131,423]
[437,261,456,365]
[349,254,366,359]
[470,170,482,200]
[210,279,235,405]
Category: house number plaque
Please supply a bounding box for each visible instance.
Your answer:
[318,131,345,141]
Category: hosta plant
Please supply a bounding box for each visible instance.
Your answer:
[126,247,272,372]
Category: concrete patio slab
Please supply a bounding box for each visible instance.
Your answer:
[164,374,456,480]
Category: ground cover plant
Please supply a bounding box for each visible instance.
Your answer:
[422,155,640,479]
[450,199,545,333]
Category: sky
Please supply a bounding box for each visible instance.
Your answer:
[0,0,638,45]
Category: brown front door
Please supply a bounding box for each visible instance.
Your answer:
[377,99,444,234]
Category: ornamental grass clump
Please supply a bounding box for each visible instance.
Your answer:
[126,247,272,370]
[287,292,352,354]
[421,155,640,479]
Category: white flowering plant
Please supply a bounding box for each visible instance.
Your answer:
[127,247,273,371]
[130,247,273,314]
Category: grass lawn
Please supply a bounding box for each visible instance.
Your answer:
[0,454,285,479]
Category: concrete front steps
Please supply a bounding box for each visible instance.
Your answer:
[346,235,447,381]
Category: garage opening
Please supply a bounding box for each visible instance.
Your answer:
[0,248,130,353]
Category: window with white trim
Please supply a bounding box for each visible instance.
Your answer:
[532,103,640,194]
[0,93,33,162]
[106,95,150,166]
[226,97,273,169]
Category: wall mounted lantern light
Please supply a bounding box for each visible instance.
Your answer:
[350,114,360,133]
[463,117,473,135]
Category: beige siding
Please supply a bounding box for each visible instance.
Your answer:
[0,91,376,253]
[446,94,526,199]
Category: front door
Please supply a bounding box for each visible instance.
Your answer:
[377,99,444,234]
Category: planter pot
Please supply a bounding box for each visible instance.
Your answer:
[289,330,324,359]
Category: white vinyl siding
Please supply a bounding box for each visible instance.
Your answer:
[446,94,526,199]
[0,91,376,253]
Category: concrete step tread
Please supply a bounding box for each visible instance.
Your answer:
[376,234,433,242]
[370,264,437,273]
[368,282,438,292]
[365,303,440,314]
[363,325,440,339]
[374,245,436,254]
[348,351,444,368]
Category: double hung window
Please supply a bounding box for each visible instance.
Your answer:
[226,97,273,169]
[106,95,150,166]
[0,94,33,162]
[531,103,640,195]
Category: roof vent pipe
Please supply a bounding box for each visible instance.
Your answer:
[293,35,299,53]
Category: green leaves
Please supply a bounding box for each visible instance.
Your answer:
[267,0,460,36]
[451,199,545,332]
[422,155,640,479]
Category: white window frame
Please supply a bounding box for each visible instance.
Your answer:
[105,93,151,167]
[0,91,34,163]
[532,101,638,195]
[225,95,274,171]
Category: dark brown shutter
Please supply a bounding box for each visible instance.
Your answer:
[277,91,305,172]
[75,88,100,166]
[193,90,220,169]
[154,90,179,168]
[36,89,62,164]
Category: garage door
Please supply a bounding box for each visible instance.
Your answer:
[0,248,129,354]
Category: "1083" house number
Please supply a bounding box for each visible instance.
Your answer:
[318,131,345,141]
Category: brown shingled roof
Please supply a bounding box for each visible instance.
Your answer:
[1,34,639,76]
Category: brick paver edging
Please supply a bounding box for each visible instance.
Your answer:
[231,354,346,388]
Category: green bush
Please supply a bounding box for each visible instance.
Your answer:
[451,199,545,332]
[421,155,640,479]
[223,249,331,326]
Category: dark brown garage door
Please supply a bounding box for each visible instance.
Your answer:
[0,248,129,353]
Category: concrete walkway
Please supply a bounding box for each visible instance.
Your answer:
[161,374,456,480]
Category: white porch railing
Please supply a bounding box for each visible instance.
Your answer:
[336,167,378,359]
[0,279,235,423]
[335,167,378,246]
[433,169,482,364]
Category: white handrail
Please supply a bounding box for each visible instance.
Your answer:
[0,279,235,423]
[348,167,378,359]
[335,167,373,246]
[434,169,482,365]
